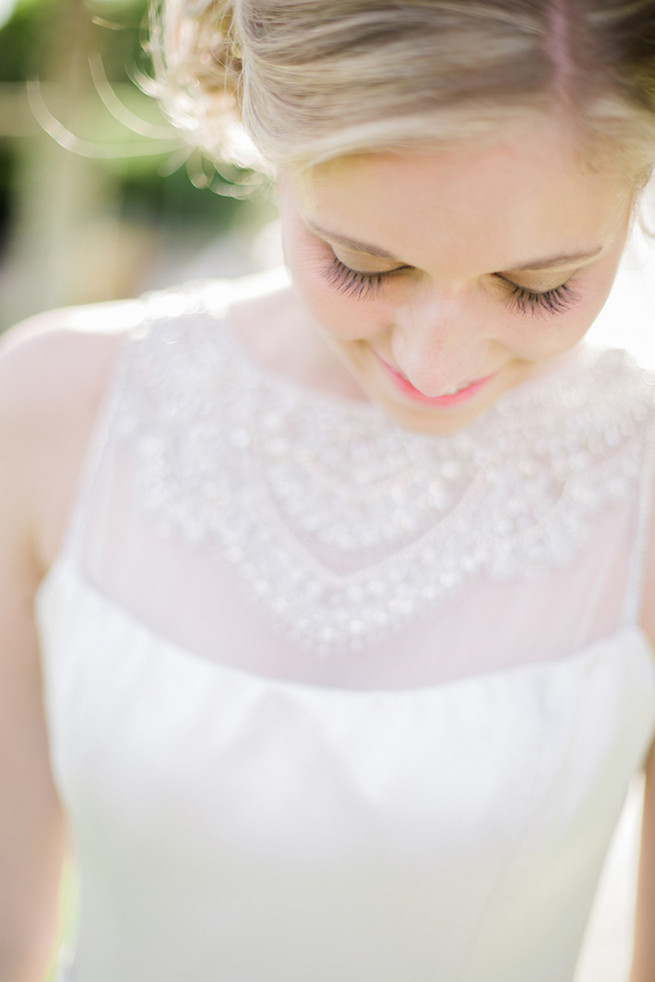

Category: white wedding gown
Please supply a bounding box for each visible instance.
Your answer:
[37,274,655,981]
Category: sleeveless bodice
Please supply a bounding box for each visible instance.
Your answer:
[36,277,655,982]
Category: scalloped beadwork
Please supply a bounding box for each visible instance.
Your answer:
[114,283,655,653]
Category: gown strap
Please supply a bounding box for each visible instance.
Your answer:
[55,307,143,567]
[623,411,655,627]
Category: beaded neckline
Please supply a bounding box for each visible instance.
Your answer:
[113,282,655,654]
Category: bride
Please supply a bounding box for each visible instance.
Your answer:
[3,2,655,980]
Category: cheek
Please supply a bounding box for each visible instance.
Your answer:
[582,261,623,324]
[545,239,629,348]
[488,302,593,362]
[554,269,621,350]
[492,265,620,360]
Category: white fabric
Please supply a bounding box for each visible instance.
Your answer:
[36,276,655,981]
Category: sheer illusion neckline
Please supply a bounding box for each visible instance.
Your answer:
[36,555,655,698]
[46,279,655,676]
[110,309,653,653]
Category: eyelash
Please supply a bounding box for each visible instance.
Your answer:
[325,258,395,298]
[503,281,578,316]
[325,257,579,315]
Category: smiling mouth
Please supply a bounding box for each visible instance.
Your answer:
[377,357,494,406]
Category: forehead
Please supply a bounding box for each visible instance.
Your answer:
[294,118,632,275]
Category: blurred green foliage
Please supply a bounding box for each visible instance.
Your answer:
[0,0,60,81]
[0,147,12,249]
[0,0,265,275]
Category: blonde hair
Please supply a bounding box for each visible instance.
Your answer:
[152,0,655,176]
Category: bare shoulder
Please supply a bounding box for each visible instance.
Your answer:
[0,303,126,407]
[0,300,134,573]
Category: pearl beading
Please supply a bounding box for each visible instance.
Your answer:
[114,285,655,654]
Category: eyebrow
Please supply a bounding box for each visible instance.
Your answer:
[307,222,397,259]
[307,221,604,272]
[511,247,604,271]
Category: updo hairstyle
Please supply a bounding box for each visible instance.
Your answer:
[154,0,655,179]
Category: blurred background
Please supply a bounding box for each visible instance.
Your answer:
[1,0,655,361]
[0,0,280,332]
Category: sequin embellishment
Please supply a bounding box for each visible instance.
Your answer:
[115,283,655,653]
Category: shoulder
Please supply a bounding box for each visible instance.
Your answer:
[0,303,127,407]
[0,301,134,573]
[590,349,655,644]
[622,352,655,646]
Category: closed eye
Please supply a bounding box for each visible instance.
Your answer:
[325,255,581,317]
[325,257,407,298]
[496,276,580,316]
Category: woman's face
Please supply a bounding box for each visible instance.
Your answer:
[278,117,635,434]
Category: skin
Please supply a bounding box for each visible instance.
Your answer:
[1,114,655,978]
[278,117,634,434]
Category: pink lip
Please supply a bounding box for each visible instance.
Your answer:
[377,357,494,406]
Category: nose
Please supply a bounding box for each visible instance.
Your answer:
[390,287,490,396]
